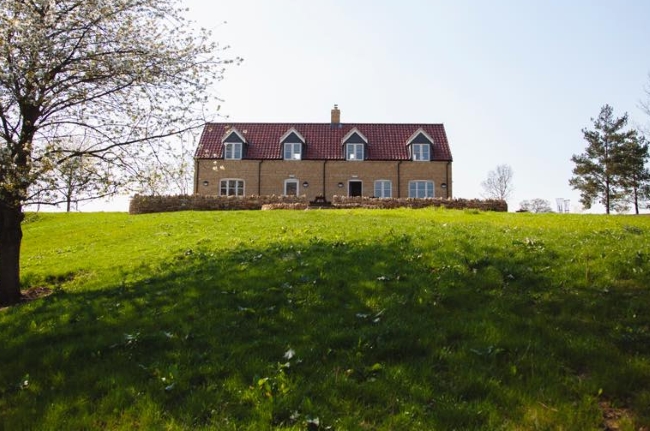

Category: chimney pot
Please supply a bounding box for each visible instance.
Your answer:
[331,104,341,125]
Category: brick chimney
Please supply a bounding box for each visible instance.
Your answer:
[331,104,340,125]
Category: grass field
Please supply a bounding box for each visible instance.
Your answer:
[1,208,650,430]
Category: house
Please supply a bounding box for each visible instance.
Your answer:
[193,106,453,201]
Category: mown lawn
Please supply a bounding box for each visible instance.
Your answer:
[1,209,650,430]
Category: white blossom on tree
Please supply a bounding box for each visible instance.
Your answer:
[0,0,239,305]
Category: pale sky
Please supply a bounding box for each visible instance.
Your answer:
[179,0,650,213]
[83,0,650,212]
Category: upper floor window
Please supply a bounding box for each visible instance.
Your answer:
[220,179,244,196]
[342,128,368,161]
[409,180,434,198]
[407,129,434,161]
[284,142,302,160]
[374,180,392,198]
[412,143,430,161]
[224,142,242,160]
[346,143,364,161]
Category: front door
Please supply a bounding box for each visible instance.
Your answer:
[349,180,362,197]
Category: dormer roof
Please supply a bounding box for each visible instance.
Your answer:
[406,128,435,145]
[221,127,247,144]
[280,127,306,143]
[341,127,368,145]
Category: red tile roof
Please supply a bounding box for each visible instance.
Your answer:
[195,123,453,161]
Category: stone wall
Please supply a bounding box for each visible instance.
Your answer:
[129,194,507,214]
[129,194,308,214]
[331,196,508,211]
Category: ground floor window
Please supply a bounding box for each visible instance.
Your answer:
[220,179,244,196]
[408,180,434,198]
[284,179,299,196]
[374,180,392,198]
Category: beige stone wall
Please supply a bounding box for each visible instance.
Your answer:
[399,161,452,198]
[196,159,453,200]
[259,160,325,198]
[196,160,261,196]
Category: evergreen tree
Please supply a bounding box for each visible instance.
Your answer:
[615,135,650,214]
[569,105,636,214]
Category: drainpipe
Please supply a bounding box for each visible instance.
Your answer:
[396,161,403,198]
[193,159,199,194]
[322,160,327,198]
[445,161,451,198]
[258,160,264,195]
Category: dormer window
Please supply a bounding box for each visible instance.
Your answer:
[346,143,364,161]
[284,142,302,160]
[412,143,430,161]
[280,128,306,161]
[407,128,434,162]
[342,128,368,161]
[222,128,246,160]
[224,142,243,160]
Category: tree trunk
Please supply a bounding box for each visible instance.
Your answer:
[0,205,24,306]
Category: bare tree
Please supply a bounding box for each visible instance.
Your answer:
[0,0,238,305]
[29,154,120,212]
[641,72,650,135]
[127,133,198,196]
[519,199,553,213]
[481,164,514,201]
[27,135,124,211]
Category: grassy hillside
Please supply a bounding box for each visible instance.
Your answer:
[2,209,650,430]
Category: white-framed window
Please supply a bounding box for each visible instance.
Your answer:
[220,179,244,196]
[284,179,299,196]
[409,180,434,198]
[412,143,430,161]
[284,142,302,160]
[224,142,243,160]
[374,180,392,198]
[346,143,364,161]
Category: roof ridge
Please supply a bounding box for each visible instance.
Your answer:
[206,122,446,126]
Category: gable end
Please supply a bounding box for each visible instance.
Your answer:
[222,128,247,144]
[406,129,434,145]
[280,128,306,143]
[341,128,368,145]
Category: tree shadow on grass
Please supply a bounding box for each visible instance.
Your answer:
[1,234,650,429]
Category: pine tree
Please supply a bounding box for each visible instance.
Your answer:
[615,135,650,214]
[569,105,636,214]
